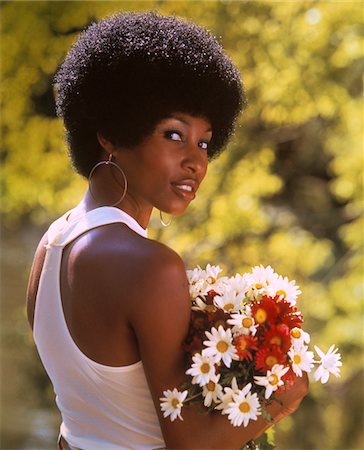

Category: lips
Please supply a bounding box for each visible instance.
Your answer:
[171,178,198,200]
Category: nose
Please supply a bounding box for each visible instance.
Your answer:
[182,144,208,178]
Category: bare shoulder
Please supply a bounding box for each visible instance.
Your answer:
[65,222,190,324]
[69,222,187,292]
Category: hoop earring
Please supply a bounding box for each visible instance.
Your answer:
[160,210,173,227]
[88,154,127,207]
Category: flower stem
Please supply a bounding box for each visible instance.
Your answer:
[185,392,203,403]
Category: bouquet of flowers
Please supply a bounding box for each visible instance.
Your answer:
[160,264,342,440]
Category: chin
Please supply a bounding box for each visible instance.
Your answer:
[163,202,190,217]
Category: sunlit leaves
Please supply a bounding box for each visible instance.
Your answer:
[1,2,363,448]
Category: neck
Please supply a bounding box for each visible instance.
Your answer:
[82,190,151,229]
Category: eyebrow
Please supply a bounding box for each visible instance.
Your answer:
[169,115,212,133]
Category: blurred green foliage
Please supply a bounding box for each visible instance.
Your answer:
[1,1,363,449]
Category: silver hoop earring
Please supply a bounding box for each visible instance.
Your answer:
[88,154,127,207]
[160,210,173,227]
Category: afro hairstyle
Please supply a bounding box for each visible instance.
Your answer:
[54,11,245,177]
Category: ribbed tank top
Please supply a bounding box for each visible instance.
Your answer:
[33,207,165,450]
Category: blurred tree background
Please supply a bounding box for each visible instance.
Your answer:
[1,1,363,449]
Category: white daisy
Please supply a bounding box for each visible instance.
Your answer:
[251,265,278,286]
[202,374,224,407]
[213,285,244,313]
[288,345,314,376]
[314,345,342,384]
[242,304,253,316]
[244,265,278,300]
[225,273,248,296]
[224,383,261,427]
[215,377,240,411]
[212,275,230,295]
[191,297,218,313]
[185,353,217,387]
[187,265,225,298]
[227,312,258,336]
[204,264,224,284]
[271,275,301,305]
[187,266,209,300]
[186,266,205,284]
[290,327,311,348]
[203,325,239,368]
[254,364,289,399]
[189,279,206,300]
[160,388,188,422]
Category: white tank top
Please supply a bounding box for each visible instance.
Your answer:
[33,207,165,450]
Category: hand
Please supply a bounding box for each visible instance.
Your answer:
[270,373,309,424]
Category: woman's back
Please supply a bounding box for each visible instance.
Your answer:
[28,207,166,449]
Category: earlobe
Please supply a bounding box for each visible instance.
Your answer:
[97,131,116,154]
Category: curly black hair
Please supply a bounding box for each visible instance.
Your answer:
[54,11,245,177]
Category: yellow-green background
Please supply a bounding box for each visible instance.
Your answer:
[1,1,363,449]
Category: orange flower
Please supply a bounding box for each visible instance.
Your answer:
[255,346,286,373]
[233,334,258,362]
[262,324,292,353]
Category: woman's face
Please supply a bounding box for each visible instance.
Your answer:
[115,112,211,222]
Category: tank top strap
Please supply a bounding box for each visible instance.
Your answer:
[46,207,147,249]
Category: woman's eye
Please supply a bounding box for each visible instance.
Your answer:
[198,140,209,150]
[165,130,182,142]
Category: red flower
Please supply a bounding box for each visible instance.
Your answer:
[234,334,258,362]
[262,324,292,353]
[183,334,204,357]
[207,289,218,298]
[184,310,208,356]
[206,308,230,330]
[276,299,303,329]
[255,346,286,373]
[251,296,279,325]
[190,310,209,331]
[277,366,296,392]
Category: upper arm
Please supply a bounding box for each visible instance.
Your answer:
[129,245,207,444]
[26,233,48,329]
[130,245,191,392]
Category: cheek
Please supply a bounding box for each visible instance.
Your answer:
[201,157,209,180]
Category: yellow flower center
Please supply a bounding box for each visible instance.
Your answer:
[265,355,278,367]
[206,276,216,284]
[214,320,225,329]
[171,398,180,408]
[206,381,216,392]
[276,289,286,297]
[293,355,301,364]
[291,329,301,339]
[224,303,234,311]
[242,317,253,328]
[237,339,247,351]
[269,374,279,385]
[255,308,267,324]
[206,305,217,313]
[270,336,282,346]
[200,363,210,374]
[255,283,263,289]
[216,340,229,353]
[239,402,251,413]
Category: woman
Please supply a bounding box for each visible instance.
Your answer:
[26,11,308,450]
